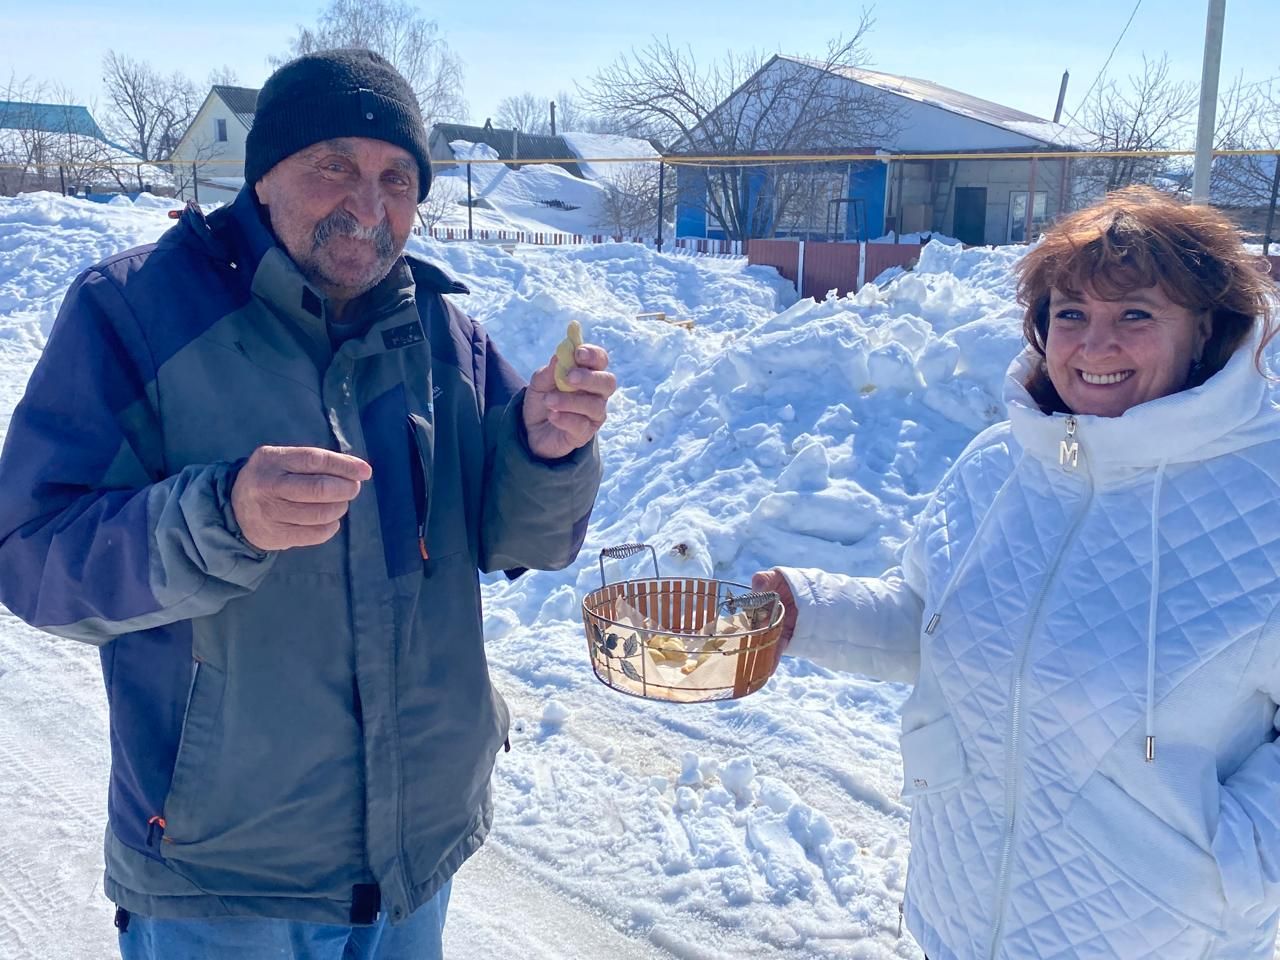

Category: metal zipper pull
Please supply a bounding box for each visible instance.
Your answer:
[1059,415,1080,470]
[897,900,904,937]
[925,613,941,635]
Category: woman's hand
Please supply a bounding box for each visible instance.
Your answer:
[523,343,616,461]
[751,568,798,651]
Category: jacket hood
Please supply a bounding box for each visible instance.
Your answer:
[1002,329,1280,480]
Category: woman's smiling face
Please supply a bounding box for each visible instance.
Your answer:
[1045,285,1212,417]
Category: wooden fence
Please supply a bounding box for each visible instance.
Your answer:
[747,240,925,299]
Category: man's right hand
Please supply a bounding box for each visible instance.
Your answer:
[231,446,373,552]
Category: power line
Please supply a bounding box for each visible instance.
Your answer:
[1062,0,1145,127]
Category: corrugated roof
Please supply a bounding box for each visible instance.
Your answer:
[213,86,259,128]
[431,123,585,177]
[780,56,1083,147]
[0,101,108,139]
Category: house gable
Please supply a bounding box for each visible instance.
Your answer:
[170,88,253,171]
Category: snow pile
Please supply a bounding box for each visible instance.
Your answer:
[429,139,614,237]
[871,230,962,245]
[1,193,1044,958]
[430,134,668,239]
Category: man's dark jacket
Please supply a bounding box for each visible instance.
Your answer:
[0,188,600,924]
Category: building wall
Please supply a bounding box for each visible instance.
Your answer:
[676,162,886,240]
[170,95,248,200]
[881,93,1047,153]
[847,161,887,239]
[675,166,709,237]
[888,157,1073,243]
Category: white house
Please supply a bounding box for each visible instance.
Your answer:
[169,85,257,203]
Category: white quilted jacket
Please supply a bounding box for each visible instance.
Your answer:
[782,339,1280,959]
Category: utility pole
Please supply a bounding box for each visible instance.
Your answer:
[550,101,557,136]
[656,162,665,252]
[1264,156,1280,257]
[1053,70,1070,123]
[1191,0,1227,203]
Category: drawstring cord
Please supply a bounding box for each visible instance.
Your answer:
[1144,458,1169,763]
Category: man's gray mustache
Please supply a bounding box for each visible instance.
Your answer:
[313,208,395,259]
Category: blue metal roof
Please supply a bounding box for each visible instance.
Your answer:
[0,101,108,139]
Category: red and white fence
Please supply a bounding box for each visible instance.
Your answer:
[418,227,651,245]
[744,240,926,299]
[412,226,747,258]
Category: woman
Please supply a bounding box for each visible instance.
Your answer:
[755,187,1280,959]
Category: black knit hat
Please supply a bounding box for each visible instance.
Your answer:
[245,48,432,201]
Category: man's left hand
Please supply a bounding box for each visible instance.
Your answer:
[523,342,615,460]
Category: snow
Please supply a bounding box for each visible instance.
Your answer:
[871,230,961,246]
[429,137,670,240]
[561,131,662,187]
[0,192,1073,957]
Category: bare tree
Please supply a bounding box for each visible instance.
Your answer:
[207,65,240,87]
[273,0,467,126]
[597,161,672,238]
[1213,73,1280,215]
[0,75,127,195]
[552,91,585,133]
[416,187,453,231]
[1075,54,1197,196]
[495,92,549,135]
[581,16,900,240]
[101,51,200,162]
[0,73,54,194]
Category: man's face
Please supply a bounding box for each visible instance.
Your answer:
[254,137,419,304]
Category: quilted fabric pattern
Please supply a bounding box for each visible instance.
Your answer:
[898,355,1280,959]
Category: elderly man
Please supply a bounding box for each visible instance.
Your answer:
[0,49,610,959]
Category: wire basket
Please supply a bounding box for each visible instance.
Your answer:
[581,544,785,703]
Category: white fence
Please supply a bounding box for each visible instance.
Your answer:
[414,226,747,259]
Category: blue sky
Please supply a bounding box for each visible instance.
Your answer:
[4,0,1276,128]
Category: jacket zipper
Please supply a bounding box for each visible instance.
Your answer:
[407,415,434,572]
[987,417,1092,960]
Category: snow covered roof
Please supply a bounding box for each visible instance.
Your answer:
[559,132,661,185]
[212,86,259,129]
[778,56,1088,149]
[431,123,586,178]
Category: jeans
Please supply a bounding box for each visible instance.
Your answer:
[117,881,451,960]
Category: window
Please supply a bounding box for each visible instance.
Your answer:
[1008,190,1049,243]
[773,168,849,240]
[215,118,228,142]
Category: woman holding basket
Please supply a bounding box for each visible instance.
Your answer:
[755,187,1280,959]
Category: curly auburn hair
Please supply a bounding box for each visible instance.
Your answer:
[1014,185,1276,414]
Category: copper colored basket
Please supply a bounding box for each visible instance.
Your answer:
[581,544,785,703]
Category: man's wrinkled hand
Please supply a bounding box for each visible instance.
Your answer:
[231,446,372,552]
[523,341,616,460]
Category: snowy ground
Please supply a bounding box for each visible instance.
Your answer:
[0,191,1046,958]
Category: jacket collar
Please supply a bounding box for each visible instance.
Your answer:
[1004,332,1274,481]
[186,188,470,357]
